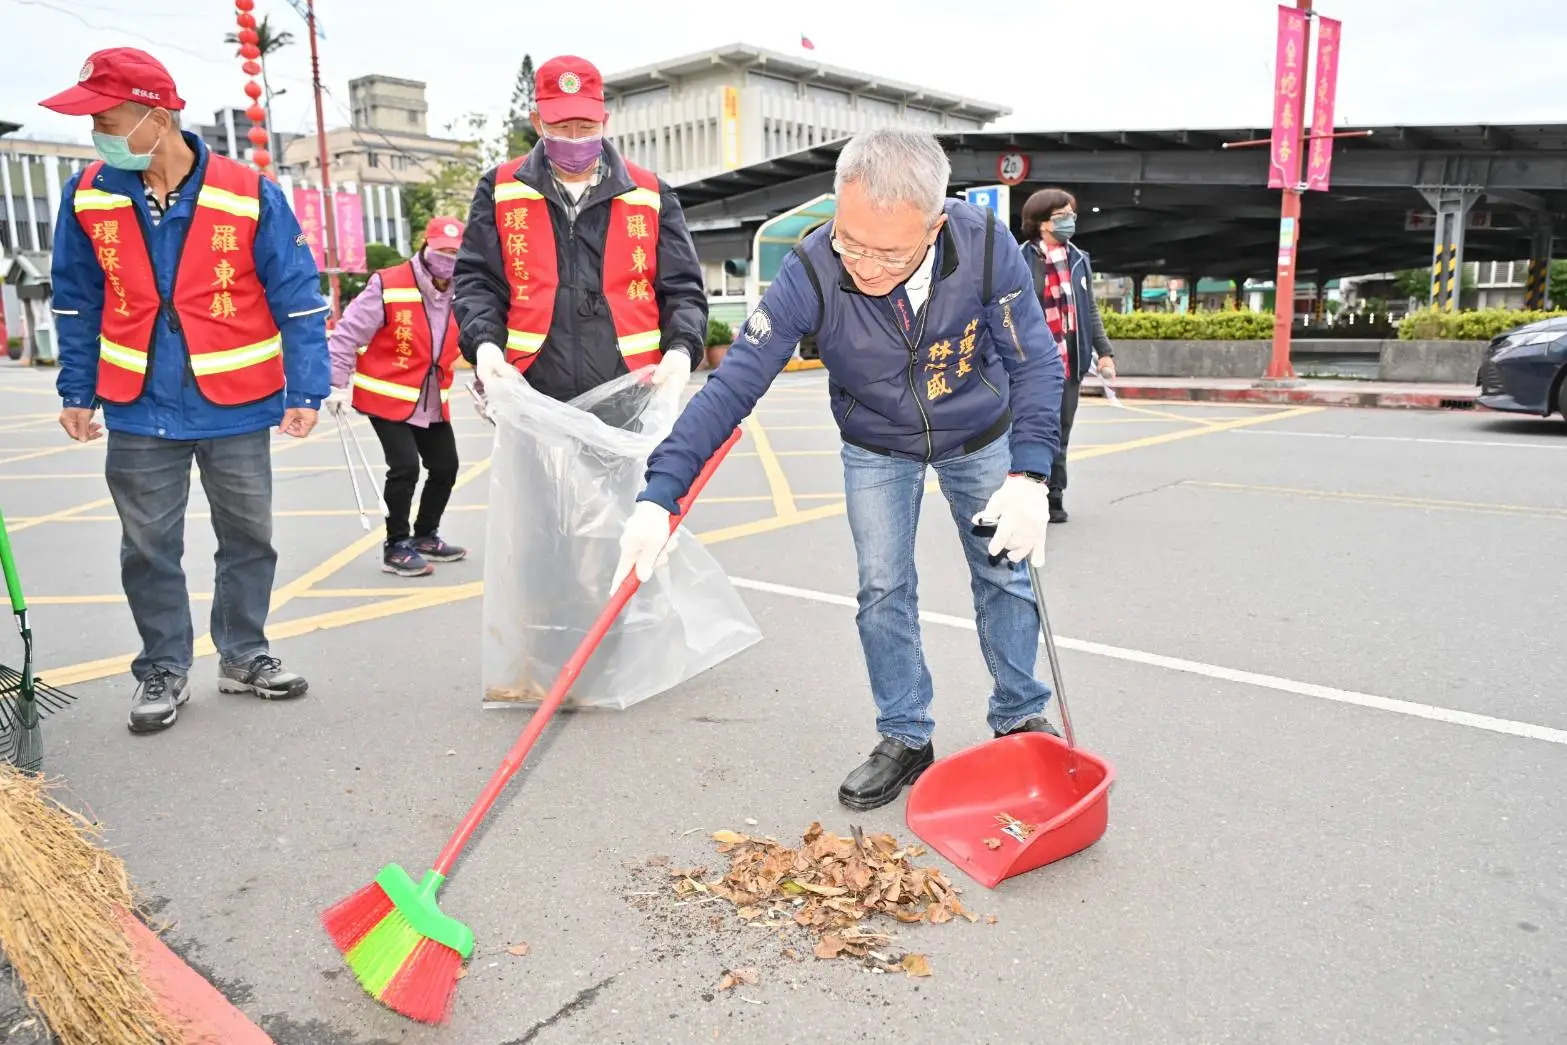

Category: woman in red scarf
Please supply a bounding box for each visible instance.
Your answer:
[1020,187,1118,524]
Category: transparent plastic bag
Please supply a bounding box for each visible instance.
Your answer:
[480,367,762,711]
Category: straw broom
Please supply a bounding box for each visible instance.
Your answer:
[0,765,182,1045]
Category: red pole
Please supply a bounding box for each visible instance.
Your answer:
[306,0,341,322]
[1265,0,1313,382]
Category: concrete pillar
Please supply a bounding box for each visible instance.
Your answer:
[1231,277,1246,310]
[1186,275,1200,313]
[1419,186,1481,311]
[1525,220,1553,310]
[1131,274,1145,312]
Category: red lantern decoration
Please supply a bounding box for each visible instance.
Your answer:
[246,104,266,122]
[251,148,271,168]
[239,29,258,45]
[235,0,254,10]
[247,126,270,147]
[235,1,272,178]
[244,80,263,101]
[243,60,261,76]
[241,43,261,60]
[237,12,256,28]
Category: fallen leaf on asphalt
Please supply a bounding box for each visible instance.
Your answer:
[983,838,1002,850]
[456,966,469,979]
[984,914,998,925]
[506,943,530,957]
[712,830,747,845]
[900,954,932,978]
[716,967,761,991]
[646,854,671,866]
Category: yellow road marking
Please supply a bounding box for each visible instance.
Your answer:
[1185,481,1567,520]
[0,385,57,397]
[1069,405,1323,461]
[6,496,116,534]
[0,442,101,466]
[744,416,798,517]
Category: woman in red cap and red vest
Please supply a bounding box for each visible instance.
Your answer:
[325,218,468,577]
[451,54,708,406]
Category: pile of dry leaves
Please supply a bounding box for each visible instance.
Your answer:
[658,822,994,979]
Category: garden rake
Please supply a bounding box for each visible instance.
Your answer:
[0,507,80,774]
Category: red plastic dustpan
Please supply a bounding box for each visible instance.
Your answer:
[906,561,1114,889]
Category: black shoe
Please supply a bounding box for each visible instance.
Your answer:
[218,654,309,700]
[995,716,1061,740]
[127,667,190,734]
[1048,496,1068,524]
[837,737,934,811]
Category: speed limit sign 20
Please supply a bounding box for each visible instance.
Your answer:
[997,152,1030,186]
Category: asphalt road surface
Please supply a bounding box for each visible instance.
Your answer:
[0,364,1562,1045]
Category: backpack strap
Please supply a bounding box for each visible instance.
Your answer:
[981,206,996,305]
[791,244,828,339]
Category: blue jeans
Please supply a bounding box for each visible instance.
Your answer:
[841,435,1052,748]
[105,430,277,680]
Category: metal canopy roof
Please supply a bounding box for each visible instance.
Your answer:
[675,123,1567,280]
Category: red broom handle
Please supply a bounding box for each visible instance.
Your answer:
[432,427,743,876]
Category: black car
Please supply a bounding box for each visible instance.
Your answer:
[1476,315,1567,421]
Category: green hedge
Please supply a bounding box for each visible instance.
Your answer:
[1396,306,1567,341]
[1102,310,1275,340]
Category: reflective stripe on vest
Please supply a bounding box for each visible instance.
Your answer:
[72,156,285,407]
[492,158,665,375]
[350,260,460,422]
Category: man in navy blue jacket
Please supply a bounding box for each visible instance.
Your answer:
[43,48,330,735]
[613,127,1067,811]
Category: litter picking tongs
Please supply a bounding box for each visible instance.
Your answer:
[1091,350,1122,407]
[1026,559,1078,755]
[331,404,387,530]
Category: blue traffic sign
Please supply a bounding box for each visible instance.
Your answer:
[962,184,1011,228]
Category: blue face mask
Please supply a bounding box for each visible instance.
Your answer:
[1049,215,1077,242]
[92,110,158,172]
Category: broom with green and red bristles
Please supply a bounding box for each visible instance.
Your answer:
[321,427,742,1024]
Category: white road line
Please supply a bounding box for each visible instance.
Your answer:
[727,576,1567,748]
[1230,428,1567,451]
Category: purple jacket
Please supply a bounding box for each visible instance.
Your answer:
[329,252,452,427]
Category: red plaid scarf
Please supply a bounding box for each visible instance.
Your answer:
[1038,241,1075,378]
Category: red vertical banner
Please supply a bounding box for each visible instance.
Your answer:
[1305,16,1343,192]
[291,186,326,270]
[1268,4,1309,190]
[333,192,367,273]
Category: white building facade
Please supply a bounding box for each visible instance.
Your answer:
[602,43,1010,187]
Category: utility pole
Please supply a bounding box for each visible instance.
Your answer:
[307,0,341,322]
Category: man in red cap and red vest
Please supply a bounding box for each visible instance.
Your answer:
[452,54,707,407]
[42,48,331,735]
[325,217,469,577]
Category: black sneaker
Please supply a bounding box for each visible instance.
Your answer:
[218,654,308,700]
[1048,495,1068,524]
[995,716,1061,740]
[411,533,466,563]
[127,667,190,734]
[383,539,434,577]
[837,737,934,811]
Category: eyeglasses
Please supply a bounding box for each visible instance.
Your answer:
[831,222,938,273]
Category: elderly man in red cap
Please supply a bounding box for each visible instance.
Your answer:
[42,47,329,735]
[452,54,707,409]
[326,217,470,577]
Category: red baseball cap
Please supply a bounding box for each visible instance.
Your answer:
[423,217,465,251]
[40,47,186,117]
[535,55,607,124]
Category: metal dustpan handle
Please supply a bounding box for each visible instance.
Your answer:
[1025,560,1076,750]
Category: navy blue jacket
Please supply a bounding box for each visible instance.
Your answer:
[639,199,1065,514]
[51,132,331,439]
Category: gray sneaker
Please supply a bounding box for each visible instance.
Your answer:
[218,653,308,700]
[128,668,190,734]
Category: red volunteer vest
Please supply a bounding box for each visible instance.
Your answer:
[491,157,664,374]
[72,156,284,406]
[351,261,460,422]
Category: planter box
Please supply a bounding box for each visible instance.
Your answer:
[1111,339,1484,384]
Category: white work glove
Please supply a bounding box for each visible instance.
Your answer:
[972,475,1051,566]
[476,342,517,386]
[324,385,351,415]
[650,349,692,391]
[611,500,679,590]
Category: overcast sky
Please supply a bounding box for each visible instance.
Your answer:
[3,0,1562,147]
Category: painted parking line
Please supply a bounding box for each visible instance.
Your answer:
[1230,428,1567,451]
[726,576,1567,748]
[1183,480,1567,521]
